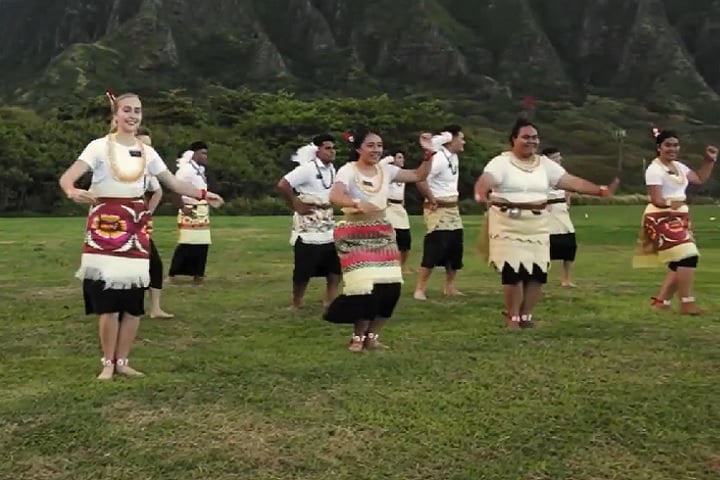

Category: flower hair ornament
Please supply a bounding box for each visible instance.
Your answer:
[105,88,117,111]
[341,132,354,143]
[652,127,660,138]
[291,143,318,165]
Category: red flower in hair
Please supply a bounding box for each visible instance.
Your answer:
[341,132,354,143]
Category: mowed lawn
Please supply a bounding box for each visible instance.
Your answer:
[1,205,720,480]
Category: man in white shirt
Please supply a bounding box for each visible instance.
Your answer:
[542,147,578,287]
[276,134,341,311]
[168,141,213,285]
[381,150,412,272]
[413,125,466,300]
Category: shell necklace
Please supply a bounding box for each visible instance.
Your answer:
[106,133,147,183]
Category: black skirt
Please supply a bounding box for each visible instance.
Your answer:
[168,244,209,277]
[549,232,577,261]
[83,279,145,316]
[323,283,402,324]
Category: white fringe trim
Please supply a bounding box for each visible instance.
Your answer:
[75,254,150,289]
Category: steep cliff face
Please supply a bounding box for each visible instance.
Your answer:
[0,0,718,117]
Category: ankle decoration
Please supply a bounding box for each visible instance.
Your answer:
[351,335,366,342]
[681,296,695,303]
[101,357,114,367]
[367,333,379,340]
[651,297,671,306]
[116,358,129,367]
[508,315,520,323]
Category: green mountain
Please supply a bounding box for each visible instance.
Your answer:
[2,0,720,116]
[2,0,720,214]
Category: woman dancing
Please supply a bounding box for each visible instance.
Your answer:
[475,118,619,330]
[633,128,717,315]
[59,92,223,380]
[323,131,433,351]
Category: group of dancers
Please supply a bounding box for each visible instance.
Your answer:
[58,91,716,379]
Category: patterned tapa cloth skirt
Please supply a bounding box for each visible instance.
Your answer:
[76,198,151,315]
[177,200,211,244]
[478,205,550,274]
[423,195,462,233]
[632,204,699,268]
[386,201,410,230]
[323,212,403,323]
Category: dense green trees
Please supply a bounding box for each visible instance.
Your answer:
[1,89,718,215]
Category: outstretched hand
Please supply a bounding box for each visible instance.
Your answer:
[206,192,224,208]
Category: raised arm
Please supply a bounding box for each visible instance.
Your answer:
[686,146,717,185]
[392,150,433,183]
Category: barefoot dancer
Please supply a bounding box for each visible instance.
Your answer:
[475,118,619,330]
[135,127,174,318]
[276,134,341,311]
[542,147,577,287]
[59,91,224,380]
[324,131,433,351]
[633,128,717,315]
[381,150,412,273]
[167,142,217,285]
[414,125,466,299]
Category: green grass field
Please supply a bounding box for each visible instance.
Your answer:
[1,205,720,479]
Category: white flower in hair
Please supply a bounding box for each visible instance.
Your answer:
[430,131,453,151]
[291,143,318,165]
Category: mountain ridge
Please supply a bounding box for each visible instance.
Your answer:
[1,0,720,119]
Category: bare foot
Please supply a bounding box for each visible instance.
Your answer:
[561,282,577,288]
[413,290,427,300]
[443,289,465,296]
[150,310,174,319]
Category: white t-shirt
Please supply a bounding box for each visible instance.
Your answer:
[427,147,460,197]
[379,157,405,200]
[644,159,690,201]
[483,153,566,203]
[145,175,161,192]
[176,160,207,205]
[80,136,168,197]
[283,159,335,203]
[335,161,401,208]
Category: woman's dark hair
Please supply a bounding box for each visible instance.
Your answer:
[654,129,679,147]
[509,118,538,145]
[345,129,379,161]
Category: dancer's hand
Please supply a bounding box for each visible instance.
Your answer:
[355,201,379,213]
[67,188,95,204]
[293,199,316,215]
[670,200,685,210]
[603,177,620,196]
[419,133,434,152]
[206,192,224,208]
[705,145,718,162]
